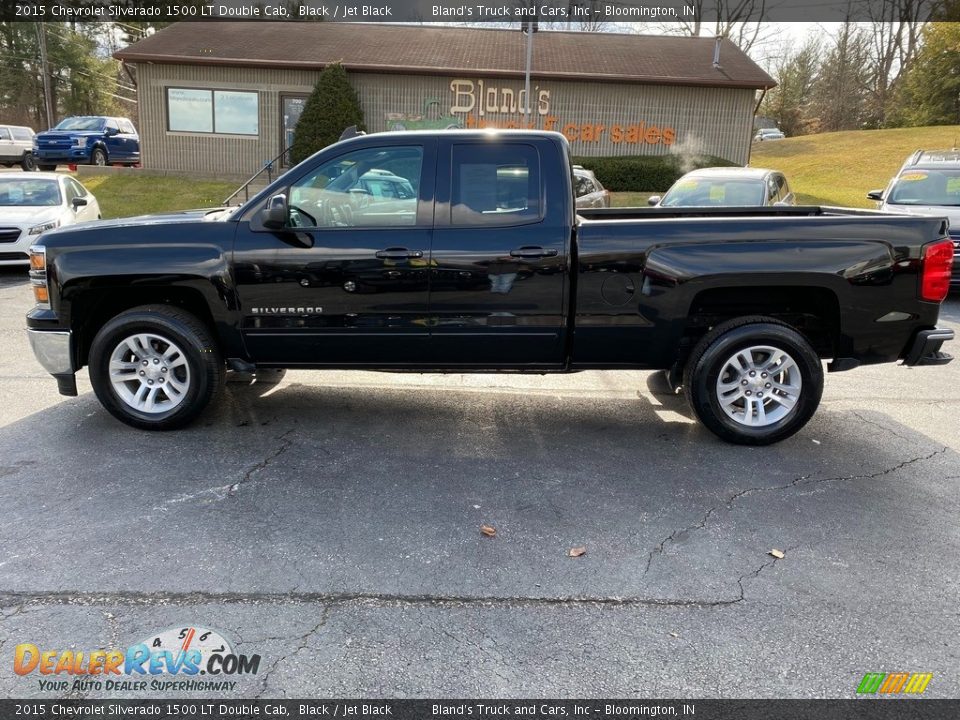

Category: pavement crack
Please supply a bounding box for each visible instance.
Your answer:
[1,589,740,609]
[643,447,947,574]
[230,429,295,496]
[255,606,331,698]
[851,411,913,443]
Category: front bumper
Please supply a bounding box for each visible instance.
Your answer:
[903,327,954,366]
[32,147,90,163]
[27,329,77,395]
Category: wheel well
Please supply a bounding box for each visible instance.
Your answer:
[73,287,217,368]
[680,286,841,364]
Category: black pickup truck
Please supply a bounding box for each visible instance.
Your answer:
[25,130,956,444]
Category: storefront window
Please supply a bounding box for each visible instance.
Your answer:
[166,88,258,135]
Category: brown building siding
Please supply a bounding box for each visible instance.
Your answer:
[136,63,758,176]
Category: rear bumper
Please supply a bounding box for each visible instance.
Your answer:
[27,329,77,395]
[903,328,954,366]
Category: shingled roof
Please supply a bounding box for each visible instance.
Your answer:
[114,22,776,90]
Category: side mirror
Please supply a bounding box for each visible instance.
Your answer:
[104,127,119,136]
[71,197,87,209]
[867,190,884,201]
[262,193,288,229]
[647,196,661,206]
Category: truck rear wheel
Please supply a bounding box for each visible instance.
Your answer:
[89,305,224,430]
[682,317,823,445]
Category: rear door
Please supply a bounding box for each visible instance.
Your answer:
[427,138,568,366]
[0,127,15,163]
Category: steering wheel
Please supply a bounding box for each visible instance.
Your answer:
[288,205,316,228]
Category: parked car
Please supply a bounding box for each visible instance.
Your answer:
[0,125,37,171]
[754,128,785,141]
[649,167,795,208]
[26,131,954,445]
[868,150,960,291]
[0,173,100,266]
[573,166,611,209]
[32,116,139,170]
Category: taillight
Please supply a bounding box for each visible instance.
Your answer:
[29,245,50,309]
[920,239,954,302]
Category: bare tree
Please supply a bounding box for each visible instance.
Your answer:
[863,0,927,126]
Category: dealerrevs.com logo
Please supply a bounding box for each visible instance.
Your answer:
[14,625,261,693]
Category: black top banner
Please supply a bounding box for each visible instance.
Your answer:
[2,699,959,720]
[0,0,950,23]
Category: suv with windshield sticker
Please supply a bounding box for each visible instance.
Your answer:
[32,116,139,170]
[869,150,960,291]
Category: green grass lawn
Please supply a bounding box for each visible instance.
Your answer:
[78,174,238,219]
[751,125,960,208]
[610,191,656,207]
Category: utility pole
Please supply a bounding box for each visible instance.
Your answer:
[522,19,536,115]
[35,23,54,128]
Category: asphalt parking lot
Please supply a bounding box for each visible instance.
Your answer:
[0,265,959,699]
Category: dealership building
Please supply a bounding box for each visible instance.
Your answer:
[114,23,775,177]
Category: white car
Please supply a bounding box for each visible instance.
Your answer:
[0,172,100,266]
[754,128,785,141]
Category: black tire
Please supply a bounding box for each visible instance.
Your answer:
[20,153,36,171]
[38,164,56,171]
[682,317,824,445]
[91,147,107,166]
[88,305,224,430]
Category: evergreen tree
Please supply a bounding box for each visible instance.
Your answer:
[289,63,365,165]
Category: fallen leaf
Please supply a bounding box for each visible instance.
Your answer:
[480,524,497,537]
[567,546,587,557]
[769,549,785,559]
[812,439,821,445]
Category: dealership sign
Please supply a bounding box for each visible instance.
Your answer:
[385,78,677,147]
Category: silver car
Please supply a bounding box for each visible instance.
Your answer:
[0,125,36,171]
[0,173,101,266]
[573,166,610,209]
[649,167,795,207]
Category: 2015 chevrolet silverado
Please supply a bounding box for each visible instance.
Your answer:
[25,130,956,444]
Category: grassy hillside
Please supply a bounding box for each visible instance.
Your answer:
[78,174,238,219]
[750,125,960,208]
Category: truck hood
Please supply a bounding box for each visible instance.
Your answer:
[0,206,63,226]
[39,208,229,238]
[35,130,103,140]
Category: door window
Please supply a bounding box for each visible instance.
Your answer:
[287,145,423,228]
[0,128,10,141]
[66,178,88,198]
[119,119,136,135]
[451,144,541,226]
[11,127,33,141]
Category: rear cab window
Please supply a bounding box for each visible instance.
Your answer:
[450,143,541,226]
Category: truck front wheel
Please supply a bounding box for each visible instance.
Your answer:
[682,318,823,445]
[89,305,224,430]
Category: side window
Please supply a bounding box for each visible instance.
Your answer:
[451,144,541,226]
[287,145,423,228]
[11,127,32,141]
[574,175,593,198]
[767,178,778,203]
[119,120,136,135]
[777,175,789,200]
[0,128,10,141]
[62,180,79,204]
[105,119,119,134]
[67,178,88,197]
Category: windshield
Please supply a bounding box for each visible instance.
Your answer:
[887,169,960,206]
[53,117,105,131]
[0,178,61,206]
[660,178,765,207]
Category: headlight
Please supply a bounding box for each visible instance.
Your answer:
[28,219,59,236]
[72,137,86,148]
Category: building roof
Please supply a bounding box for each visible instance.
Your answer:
[114,23,776,90]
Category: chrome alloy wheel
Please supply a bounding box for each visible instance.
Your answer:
[715,345,802,427]
[108,333,190,414]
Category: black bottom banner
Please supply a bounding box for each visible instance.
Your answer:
[2,699,958,720]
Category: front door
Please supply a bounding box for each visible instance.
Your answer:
[428,139,568,366]
[233,139,436,366]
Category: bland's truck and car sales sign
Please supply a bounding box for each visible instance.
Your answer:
[113,22,774,175]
